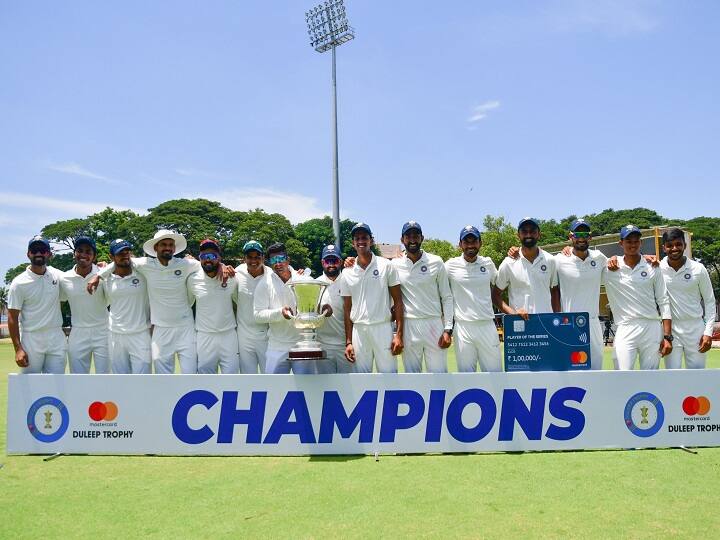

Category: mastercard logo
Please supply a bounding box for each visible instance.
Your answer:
[570,351,588,364]
[682,396,710,416]
[88,401,119,422]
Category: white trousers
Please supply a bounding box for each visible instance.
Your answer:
[613,319,662,370]
[454,320,502,373]
[352,323,398,374]
[20,328,67,374]
[316,344,355,374]
[151,324,197,374]
[664,319,707,369]
[588,318,604,371]
[238,333,268,374]
[110,330,152,374]
[402,318,448,373]
[265,347,317,374]
[197,328,240,374]
[68,325,110,374]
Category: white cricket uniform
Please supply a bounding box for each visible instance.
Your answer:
[254,270,315,374]
[7,266,66,374]
[339,254,400,373]
[59,265,110,374]
[99,257,201,374]
[661,258,716,369]
[445,255,502,372]
[604,256,671,370]
[554,250,608,370]
[496,249,558,314]
[188,270,239,374]
[393,252,453,373]
[235,264,269,374]
[316,273,354,374]
[102,271,152,374]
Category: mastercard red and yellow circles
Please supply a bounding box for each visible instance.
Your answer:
[682,396,711,416]
[570,351,588,364]
[88,401,119,422]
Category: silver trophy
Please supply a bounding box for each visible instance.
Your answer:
[287,276,329,361]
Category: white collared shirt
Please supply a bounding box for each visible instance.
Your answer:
[392,251,454,328]
[59,264,108,328]
[317,273,345,347]
[604,255,671,325]
[7,266,64,332]
[235,263,269,341]
[660,257,716,336]
[445,255,497,322]
[339,254,400,325]
[188,270,237,333]
[495,249,558,314]
[554,250,607,319]
[253,270,300,350]
[102,270,150,334]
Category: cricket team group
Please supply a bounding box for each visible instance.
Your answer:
[6,217,717,375]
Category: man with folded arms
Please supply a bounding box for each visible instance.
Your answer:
[7,236,66,373]
[102,239,152,374]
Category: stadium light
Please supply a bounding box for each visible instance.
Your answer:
[305,0,355,251]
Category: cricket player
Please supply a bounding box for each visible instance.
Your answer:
[102,239,152,374]
[187,238,240,374]
[340,223,404,373]
[7,236,67,373]
[316,244,354,374]
[392,221,453,373]
[445,225,502,372]
[604,224,672,370]
[90,229,204,374]
[59,236,110,373]
[235,241,269,374]
[660,228,716,369]
[254,242,319,374]
[553,219,608,370]
[493,218,559,318]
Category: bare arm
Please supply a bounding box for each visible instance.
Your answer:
[551,286,561,313]
[8,309,28,368]
[342,296,355,362]
[389,284,404,355]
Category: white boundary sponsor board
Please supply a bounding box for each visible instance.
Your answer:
[7,371,720,455]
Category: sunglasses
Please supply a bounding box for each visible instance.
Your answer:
[29,248,50,255]
[199,252,219,261]
[572,231,592,238]
[322,257,340,265]
[269,254,288,265]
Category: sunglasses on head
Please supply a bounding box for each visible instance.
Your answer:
[269,254,288,265]
[199,252,219,261]
[572,231,591,238]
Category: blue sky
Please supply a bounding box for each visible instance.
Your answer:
[1,1,718,283]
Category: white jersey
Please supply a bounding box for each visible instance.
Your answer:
[253,270,300,350]
[339,254,400,325]
[187,270,237,333]
[392,251,454,328]
[235,264,269,341]
[102,270,151,334]
[59,265,108,328]
[554,250,607,318]
[99,256,200,327]
[445,255,497,322]
[7,266,64,332]
[604,255,671,325]
[317,273,345,347]
[660,257,716,336]
[495,249,558,314]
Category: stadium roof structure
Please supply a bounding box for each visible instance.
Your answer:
[377,243,404,259]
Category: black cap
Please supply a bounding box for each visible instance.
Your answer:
[28,235,50,251]
[74,236,97,253]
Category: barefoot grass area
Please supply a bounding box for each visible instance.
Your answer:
[1,340,719,539]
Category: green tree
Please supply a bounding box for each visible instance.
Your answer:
[480,215,517,268]
[422,238,460,262]
[0,286,7,314]
[41,218,91,251]
[294,217,358,276]
[5,263,27,284]
[683,217,720,297]
[583,208,666,236]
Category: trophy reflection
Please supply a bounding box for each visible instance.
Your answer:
[287,276,330,361]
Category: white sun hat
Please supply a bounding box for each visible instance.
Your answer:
[143,229,187,257]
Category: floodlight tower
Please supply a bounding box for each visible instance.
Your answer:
[306,0,354,250]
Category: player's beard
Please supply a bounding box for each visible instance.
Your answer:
[116,259,131,269]
[31,255,46,266]
[158,251,173,262]
[404,242,421,254]
[462,247,478,259]
[521,237,537,248]
[573,240,589,252]
[202,262,219,274]
[324,266,340,278]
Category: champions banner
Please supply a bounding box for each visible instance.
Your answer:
[7,371,720,455]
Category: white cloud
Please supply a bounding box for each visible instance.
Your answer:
[467,100,501,127]
[47,162,125,186]
[545,0,660,35]
[0,192,142,215]
[185,188,328,224]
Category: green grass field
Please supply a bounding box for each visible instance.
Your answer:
[2,340,720,539]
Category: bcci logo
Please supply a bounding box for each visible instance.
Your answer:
[131,278,140,286]
[576,315,587,327]
[540,265,547,272]
[640,271,648,278]
[174,270,182,276]
[624,392,664,438]
[480,266,486,273]
[221,282,228,288]
[420,265,427,273]
[684,273,692,281]
[27,396,70,443]
[373,269,379,277]
[590,260,597,267]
